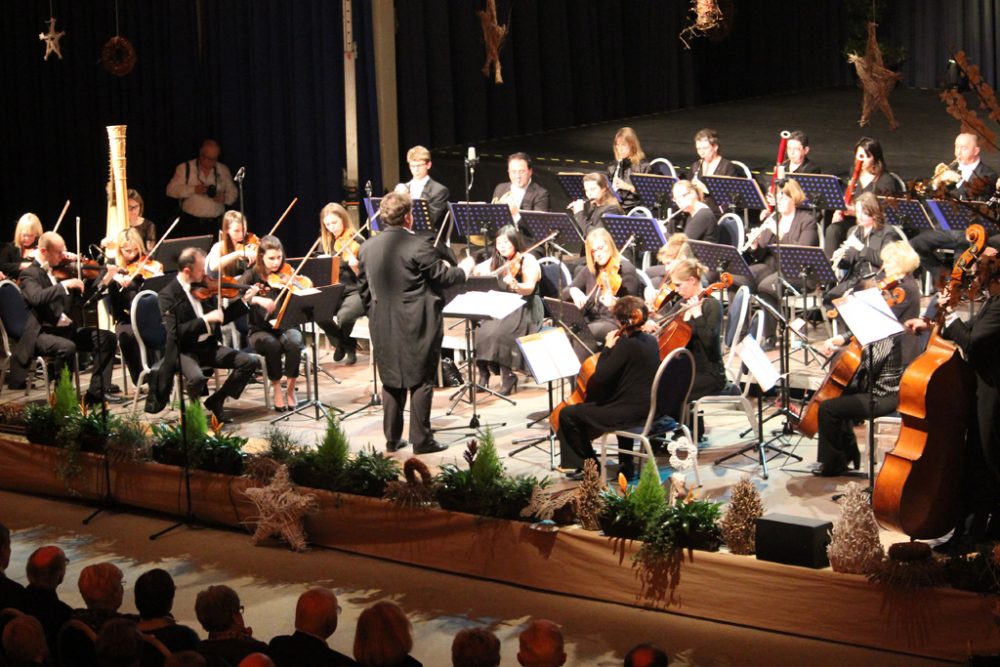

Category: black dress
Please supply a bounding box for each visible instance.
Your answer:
[474,264,543,371]
[680,207,719,243]
[561,259,641,359]
[0,242,32,279]
[686,297,727,400]
[606,159,651,212]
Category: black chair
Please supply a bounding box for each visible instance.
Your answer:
[130,290,175,414]
[0,279,79,395]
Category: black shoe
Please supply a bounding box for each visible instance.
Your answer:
[7,381,25,390]
[499,369,518,396]
[84,391,104,407]
[850,452,861,470]
[386,439,409,453]
[203,393,228,423]
[414,440,448,455]
[441,358,463,387]
[108,383,122,394]
[565,469,585,481]
[811,462,849,477]
[333,345,346,362]
[344,350,357,366]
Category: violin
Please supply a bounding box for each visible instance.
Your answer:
[266,264,314,293]
[51,258,103,281]
[125,255,164,280]
[651,280,681,313]
[826,274,906,320]
[333,235,361,265]
[595,256,623,303]
[236,232,260,259]
[190,275,254,301]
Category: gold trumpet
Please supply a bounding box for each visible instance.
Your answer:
[929,159,961,189]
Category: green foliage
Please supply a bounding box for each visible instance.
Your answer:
[184,401,209,444]
[52,367,79,421]
[470,429,503,488]
[630,460,667,525]
[71,410,118,453]
[597,461,668,538]
[151,403,246,475]
[637,497,723,562]
[106,413,151,462]
[340,447,401,497]
[23,402,56,446]
[315,413,350,477]
[261,425,302,463]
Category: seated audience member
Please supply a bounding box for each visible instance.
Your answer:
[516,619,567,667]
[195,585,269,666]
[95,617,144,667]
[0,522,25,611]
[73,562,128,631]
[452,627,501,667]
[20,546,71,649]
[134,568,200,654]
[624,642,669,667]
[2,614,49,667]
[269,587,355,666]
[353,600,421,667]
[165,651,208,667]
[238,655,275,667]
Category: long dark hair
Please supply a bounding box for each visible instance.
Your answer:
[254,235,285,277]
[855,137,887,180]
[490,225,526,271]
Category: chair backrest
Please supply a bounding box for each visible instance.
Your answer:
[635,268,653,294]
[889,171,907,192]
[131,290,167,370]
[649,158,677,178]
[643,347,695,434]
[627,206,654,218]
[0,280,30,341]
[537,257,572,299]
[724,285,751,350]
[717,213,744,250]
[731,160,753,179]
[889,224,908,242]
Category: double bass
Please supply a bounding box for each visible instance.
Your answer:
[872,225,987,539]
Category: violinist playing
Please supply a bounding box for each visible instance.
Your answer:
[8,231,117,401]
[106,228,164,385]
[317,203,365,365]
[905,249,1000,551]
[559,296,660,482]
[644,233,693,291]
[238,236,306,412]
[562,228,640,360]
[206,211,257,280]
[470,225,543,396]
[0,212,44,280]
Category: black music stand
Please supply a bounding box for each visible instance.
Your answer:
[410,199,435,233]
[774,244,836,366]
[631,173,678,219]
[286,256,341,384]
[272,284,345,422]
[926,198,1000,235]
[602,214,666,267]
[519,211,585,256]
[701,175,767,212]
[449,203,514,256]
[141,274,178,294]
[557,172,586,201]
[878,197,935,232]
[541,297,598,359]
[787,174,846,212]
[151,235,214,273]
[688,240,753,278]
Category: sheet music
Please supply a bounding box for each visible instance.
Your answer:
[443,290,525,320]
[735,335,779,392]
[517,328,581,383]
[834,287,903,346]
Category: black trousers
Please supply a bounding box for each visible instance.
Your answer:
[116,322,142,384]
[816,392,898,467]
[12,326,115,396]
[249,329,304,381]
[318,292,365,353]
[556,402,639,470]
[178,344,256,402]
[382,381,434,447]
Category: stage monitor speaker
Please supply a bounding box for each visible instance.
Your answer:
[755,513,832,569]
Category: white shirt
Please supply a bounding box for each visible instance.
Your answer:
[959,159,981,186]
[508,182,529,210]
[179,278,213,342]
[166,159,238,218]
[408,175,429,201]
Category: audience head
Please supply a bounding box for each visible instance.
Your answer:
[406,145,433,181]
[237,655,275,667]
[517,619,566,667]
[78,562,125,611]
[624,642,669,667]
[613,127,645,164]
[854,136,886,177]
[134,568,177,620]
[95,617,144,667]
[2,614,48,665]
[295,586,341,639]
[507,152,533,189]
[13,213,43,249]
[353,600,414,667]
[452,627,501,667]
[25,545,67,590]
[585,227,618,274]
[164,652,207,667]
[379,192,413,228]
[194,585,244,635]
[0,522,10,571]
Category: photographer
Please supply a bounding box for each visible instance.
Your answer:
[166,138,238,237]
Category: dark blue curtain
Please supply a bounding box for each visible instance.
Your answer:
[0,1,379,258]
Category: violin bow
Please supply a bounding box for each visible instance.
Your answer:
[75,217,82,281]
[51,200,71,235]
[266,197,298,237]
[130,217,180,278]
[272,236,323,329]
[488,230,558,277]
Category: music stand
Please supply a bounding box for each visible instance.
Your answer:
[449,203,514,255]
[286,256,341,383]
[878,197,935,232]
[787,174,846,212]
[151,235,214,272]
[926,198,1000,235]
[410,199,435,233]
[602,214,666,267]
[363,197,382,231]
[687,240,753,278]
[141,273,177,294]
[701,175,767,212]
[519,211,584,252]
[541,297,598,358]
[272,284,345,422]
[631,173,678,219]
[557,172,586,201]
[775,244,837,366]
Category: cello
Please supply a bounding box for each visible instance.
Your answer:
[654,273,733,360]
[872,225,987,539]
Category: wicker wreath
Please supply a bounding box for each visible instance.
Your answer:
[102,36,136,76]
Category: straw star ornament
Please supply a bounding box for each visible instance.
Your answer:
[243,465,318,551]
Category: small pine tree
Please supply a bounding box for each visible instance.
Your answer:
[720,476,765,555]
[51,367,79,421]
[315,412,350,476]
[470,428,504,489]
[828,482,886,574]
[183,401,209,444]
[630,459,667,526]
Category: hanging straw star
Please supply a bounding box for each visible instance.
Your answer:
[39,18,66,61]
[848,22,900,129]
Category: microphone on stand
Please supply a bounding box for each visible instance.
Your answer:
[234,166,246,183]
[365,180,373,198]
[465,146,479,171]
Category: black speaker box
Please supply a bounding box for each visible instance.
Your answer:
[755,513,833,569]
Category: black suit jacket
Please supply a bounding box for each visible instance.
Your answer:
[953,161,999,201]
[358,226,466,388]
[0,571,25,610]
[269,631,357,667]
[0,243,31,279]
[13,261,76,368]
[750,209,820,269]
[689,157,739,180]
[412,177,450,230]
[491,181,551,213]
[573,202,624,238]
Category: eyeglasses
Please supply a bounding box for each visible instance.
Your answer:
[128,204,140,211]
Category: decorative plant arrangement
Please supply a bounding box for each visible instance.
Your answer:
[598,462,668,540]
[151,401,247,476]
[720,476,764,556]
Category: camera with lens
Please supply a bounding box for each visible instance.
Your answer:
[206,184,218,198]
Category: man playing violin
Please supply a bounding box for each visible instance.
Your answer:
[559,296,659,481]
[8,232,117,401]
[145,247,258,422]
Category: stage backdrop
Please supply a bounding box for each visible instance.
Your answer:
[0,1,381,258]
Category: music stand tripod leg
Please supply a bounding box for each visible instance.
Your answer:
[341,342,382,420]
[436,318,506,433]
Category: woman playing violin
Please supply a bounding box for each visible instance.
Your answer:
[317,202,365,365]
[107,228,164,384]
[826,137,902,257]
[558,296,659,481]
[237,235,306,412]
[668,258,726,401]
[568,173,623,238]
[207,211,256,280]
[0,212,44,280]
[470,225,543,395]
[562,228,640,360]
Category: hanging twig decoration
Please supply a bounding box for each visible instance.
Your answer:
[847,22,900,130]
[101,0,136,76]
[478,0,509,84]
[941,51,1000,153]
[679,0,723,49]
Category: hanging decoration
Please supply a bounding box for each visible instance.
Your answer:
[477,0,509,84]
[847,22,900,129]
[101,0,136,76]
[679,0,724,49]
[39,17,66,61]
[941,51,1000,153]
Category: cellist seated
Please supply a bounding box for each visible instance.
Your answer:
[561,228,640,361]
[558,296,659,482]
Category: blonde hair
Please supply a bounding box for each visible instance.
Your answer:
[13,213,43,247]
[406,145,431,164]
[657,233,692,264]
[319,203,355,254]
[673,179,705,203]
[354,601,413,666]
[777,179,806,207]
[613,127,646,163]
[115,228,146,268]
[78,563,124,610]
[669,257,706,283]
[881,240,920,276]
[584,227,619,275]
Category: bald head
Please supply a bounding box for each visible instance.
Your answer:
[295,587,339,639]
[517,620,566,667]
[26,545,67,589]
[625,643,669,667]
[955,132,982,166]
[237,654,274,667]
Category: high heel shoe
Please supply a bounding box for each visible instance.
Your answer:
[476,361,491,388]
[499,368,518,396]
[850,452,861,470]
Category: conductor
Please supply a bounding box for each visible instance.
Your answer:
[358,192,475,455]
